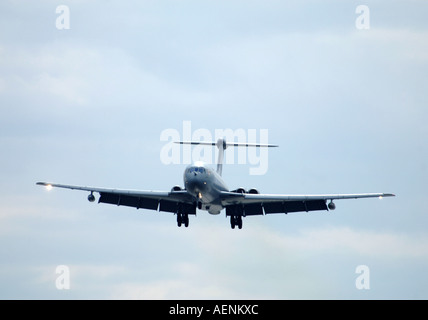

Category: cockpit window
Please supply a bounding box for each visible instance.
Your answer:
[188,167,205,173]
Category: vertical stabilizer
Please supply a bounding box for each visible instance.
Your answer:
[216,138,227,176]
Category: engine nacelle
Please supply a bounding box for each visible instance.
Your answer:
[233,187,246,194]
[88,193,96,202]
[328,201,336,210]
[171,185,182,192]
[248,188,260,194]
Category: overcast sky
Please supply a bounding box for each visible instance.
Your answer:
[1,0,427,299]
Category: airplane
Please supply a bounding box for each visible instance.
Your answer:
[37,139,395,229]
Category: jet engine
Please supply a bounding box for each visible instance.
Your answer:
[171,185,182,192]
[233,187,246,194]
[248,188,260,194]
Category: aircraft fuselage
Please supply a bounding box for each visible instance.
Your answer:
[183,161,228,214]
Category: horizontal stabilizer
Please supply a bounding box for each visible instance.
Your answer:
[175,138,278,176]
[175,141,278,148]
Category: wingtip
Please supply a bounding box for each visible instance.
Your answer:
[36,182,51,187]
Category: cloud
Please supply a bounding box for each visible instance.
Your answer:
[106,224,428,299]
[1,0,427,300]
[265,226,428,259]
[1,191,427,299]
[110,278,227,300]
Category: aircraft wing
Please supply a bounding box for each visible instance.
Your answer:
[220,191,395,216]
[36,182,197,215]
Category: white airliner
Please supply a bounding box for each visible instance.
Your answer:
[37,139,395,229]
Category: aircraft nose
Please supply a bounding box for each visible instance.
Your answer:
[185,175,197,190]
[186,173,206,193]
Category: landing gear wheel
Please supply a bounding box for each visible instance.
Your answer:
[230,215,242,229]
[177,214,182,227]
[177,213,189,228]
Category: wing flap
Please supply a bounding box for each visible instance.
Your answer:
[225,200,328,216]
[99,193,161,210]
[244,203,264,216]
[263,200,328,214]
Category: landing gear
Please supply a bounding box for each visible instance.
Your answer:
[177,213,189,228]
[230,215,243,229]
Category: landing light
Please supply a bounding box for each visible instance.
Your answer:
[379,196,383,200]
[46,184,53,191]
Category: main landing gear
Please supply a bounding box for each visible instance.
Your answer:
[230,215,243,229]
[177,213,189,228]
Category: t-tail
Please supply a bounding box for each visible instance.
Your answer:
[175,138,278,176]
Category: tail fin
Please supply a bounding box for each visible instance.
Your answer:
[175,139,278,176]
